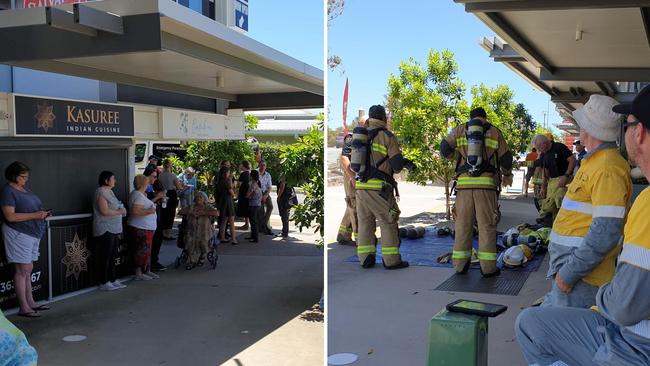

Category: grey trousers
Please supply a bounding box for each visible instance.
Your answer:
[541,277,599,308]
[515,306,650,366]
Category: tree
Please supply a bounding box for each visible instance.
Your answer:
[327,0,344,72]
[387,49,469,219]
[281,118,324,243]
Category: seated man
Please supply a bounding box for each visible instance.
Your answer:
[541,95,631,308]
[516,85,650,366]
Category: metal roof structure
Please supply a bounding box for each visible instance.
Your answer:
[456,0,650,130]
[0,0,323,110]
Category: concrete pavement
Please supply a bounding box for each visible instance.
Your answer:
[10,216,324,366]
[327,182,550,366]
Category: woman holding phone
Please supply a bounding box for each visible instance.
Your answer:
[0,162,50,318]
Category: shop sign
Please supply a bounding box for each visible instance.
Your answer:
[10,94,134,138]
[23,0,89,8]
[23,0,90,8]
[160,107,245,141]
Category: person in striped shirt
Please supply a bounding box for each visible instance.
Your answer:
[515,85,650,366]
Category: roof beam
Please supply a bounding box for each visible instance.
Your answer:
[479,12,554,73]
[595,81,614,96]
[505,62,553,94]
[642,7,650,48]
[540,68,650,82]
[460,0,650,12]
[489,44,526,62]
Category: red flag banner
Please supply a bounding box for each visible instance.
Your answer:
[23,0,88,8]
[342,78,349,134]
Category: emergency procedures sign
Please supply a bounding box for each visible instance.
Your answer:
[11,95,134,138]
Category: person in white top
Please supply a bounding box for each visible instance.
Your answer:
[127,175,163,281]
[257,160,274,235]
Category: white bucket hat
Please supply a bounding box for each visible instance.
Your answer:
[572,95,623,142]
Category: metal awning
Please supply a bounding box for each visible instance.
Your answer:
[457,0,650,132]
[0,0,323,109]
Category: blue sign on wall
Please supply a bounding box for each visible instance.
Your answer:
[234,0,248,32]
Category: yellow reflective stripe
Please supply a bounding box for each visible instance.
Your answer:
[356,178,384,190]
[357,245,376,254]
[456,137,468,146]
[452,250,471,259]
[382,246,400,255]
[457,177,495,186]
[485,138,498,149]
[339,225,352,233]
[372,143,387,155]
[477,251,497,261]
[526,161,534,168]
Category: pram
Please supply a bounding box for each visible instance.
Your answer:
[174,217,219,270]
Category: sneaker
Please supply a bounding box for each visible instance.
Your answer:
[98,282,118,291]
[152,263,167,272]
[144,271,160,279]
[134,274,153,281]
[111,280,126,289]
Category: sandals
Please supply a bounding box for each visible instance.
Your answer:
[32,305,50,311]
[17,311,40,318]
[186,264,195,270]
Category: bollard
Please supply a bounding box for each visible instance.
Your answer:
[426,309,488,366]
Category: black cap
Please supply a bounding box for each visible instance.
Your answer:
[470,107,487,119]
[148,155,159,160]
[613,84,650,128]
[368,105,387,121]
[574,140,581,145]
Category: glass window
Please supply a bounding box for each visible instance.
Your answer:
[134,144,146,163]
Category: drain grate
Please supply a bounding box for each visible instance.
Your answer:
[434,269,530,296]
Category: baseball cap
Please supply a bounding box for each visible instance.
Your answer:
[612,84,650,128]
[574,140,581,145]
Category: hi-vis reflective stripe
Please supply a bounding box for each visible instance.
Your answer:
[526,160,535,168]
[619,243,650,271]
[357,245,376,255]
[477,251,497,261]
[561,198,626,218]
[356,178,383,190]
[456,137,468,146]
[550,231,584,248]
[457,177,495,186]
[452,250,471,259]
[382,246,400,255]
[485,138,498,149]
[339,225,352,233]
[593,205,626,218]
[372,143,387,155]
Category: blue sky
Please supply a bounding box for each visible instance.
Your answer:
[247,0,324,70]
[327,0,561,131]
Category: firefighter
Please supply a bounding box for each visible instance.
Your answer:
[354,105,412,270]
[522,147,538,197]
[337,117,367,246]
[440,107,513,277]
[533,134,576,227]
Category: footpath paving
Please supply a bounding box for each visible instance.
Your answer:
[327,182,549,366]
[10,216,324,366]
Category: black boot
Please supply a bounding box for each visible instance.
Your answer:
[361,254,376,269]
[383,259,410,270]
[455,260,470,275]
[337,233,355,246]
[481,267,501,278]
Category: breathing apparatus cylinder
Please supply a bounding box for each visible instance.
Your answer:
[503,233,540,249]
[350,126,369,177]
[466,118,485,176]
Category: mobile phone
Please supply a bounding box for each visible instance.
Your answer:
[43,208,53,213]
[446,299,507,317]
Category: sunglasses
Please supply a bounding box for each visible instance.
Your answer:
[623,120,641,133]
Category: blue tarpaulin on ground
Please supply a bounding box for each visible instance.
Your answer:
[345,226,545,272]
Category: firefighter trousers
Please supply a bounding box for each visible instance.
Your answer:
[453,189,499,274]
[356,188,402,267]
[337,176,358,241]
[539,177,567,220]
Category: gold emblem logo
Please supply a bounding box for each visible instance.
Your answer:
[34,103,56,132]
[61,233,91,281]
